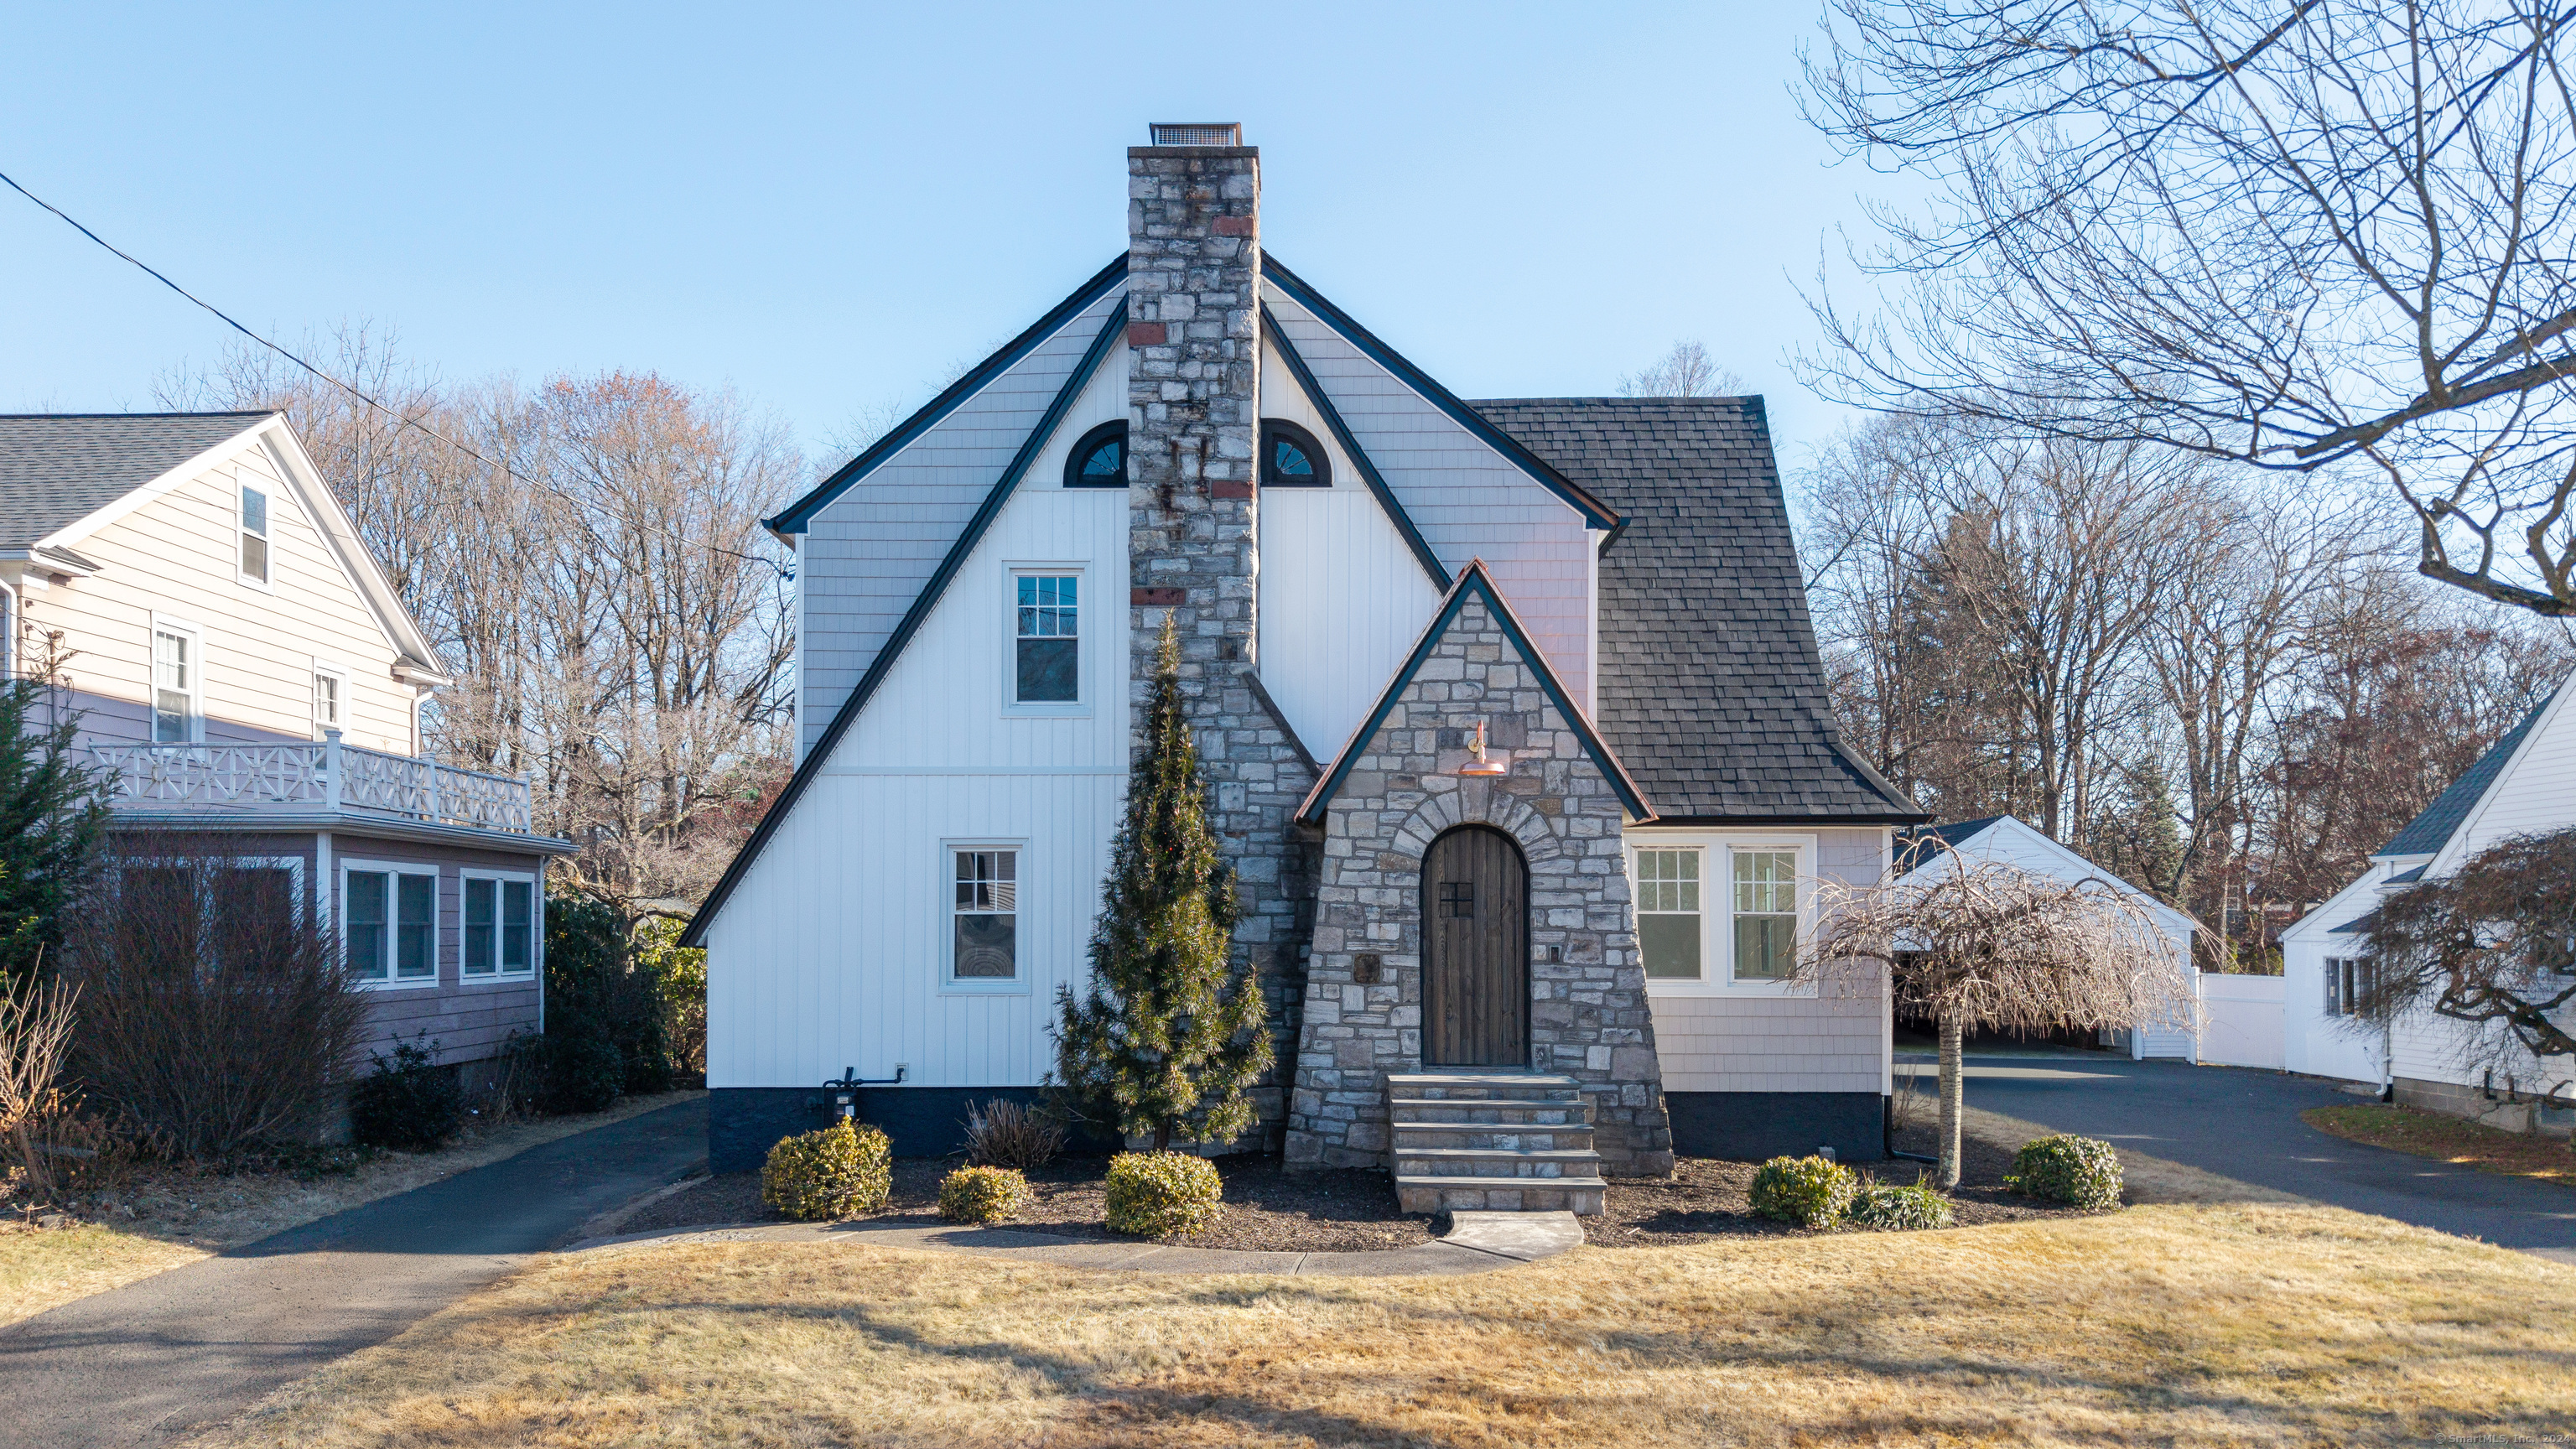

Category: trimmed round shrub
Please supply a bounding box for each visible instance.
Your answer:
[1846,1177,1955,1231]
[761,1119,893,1221]
[1748,1154,1857,1228]
[938,1165,1030,1224]
[1104,1150,1223,1237]
[2005,1134,2124,1209]
[349,1037,464,1150]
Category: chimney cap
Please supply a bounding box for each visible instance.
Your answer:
[1148,122,1244,147]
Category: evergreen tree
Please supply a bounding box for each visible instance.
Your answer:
[1052,615,1271,1151]
[0,666,108,990]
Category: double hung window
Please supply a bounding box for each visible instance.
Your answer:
[1630,839,1810,989]
[239,483,271,585]
[1732,850,1800,980]
[345,865,437,985]
[461,873,536,978]
[313,665,345,738]
[952,849,1017,980]
[152,622,199,744]
[1014,574,1078,703]
[1635,849,1703,979]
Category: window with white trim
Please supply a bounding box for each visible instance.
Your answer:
[2324,956,2372,1017]
[344,864,438,985]
[1732,849,1799,980]
[952,849,1017,979]
[1634,848,1703,980]
[152,621,200,744]
[313,665,345,739]
[460,872,537,978]
[1014,574,1078,703]
[239,482,271,585]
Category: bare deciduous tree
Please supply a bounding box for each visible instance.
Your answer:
[0,975,78,1202]
[1805,860,2190,1186]
[1618,340,1745,398]
[1800,0,2576,615]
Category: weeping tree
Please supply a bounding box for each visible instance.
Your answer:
[1805,859,2192,1186]
[1052,615,1272,1151]
[2360,828,2576,1086]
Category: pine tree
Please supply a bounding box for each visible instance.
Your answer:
[1052,615,1272,1151]
[0,653,108,991]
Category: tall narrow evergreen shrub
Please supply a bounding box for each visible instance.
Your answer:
[0,672,108,990]
[1052,615,1271,1151]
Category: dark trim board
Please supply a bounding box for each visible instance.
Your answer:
[712,1086,1089,1171]
[1664,1090,1888,1163]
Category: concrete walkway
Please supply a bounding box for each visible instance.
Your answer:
[571,1208,1587,1277]
[0,1098,707,1449]
[1902,1050,2576,1265]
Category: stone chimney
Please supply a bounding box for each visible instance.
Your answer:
[1126,124,1310,1142]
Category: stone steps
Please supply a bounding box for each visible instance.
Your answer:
[1386,1072,1606,1216]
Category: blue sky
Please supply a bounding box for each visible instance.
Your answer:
[2,3,1893,475]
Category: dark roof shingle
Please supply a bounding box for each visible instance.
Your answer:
[1469,397,1924,823]
[0,413,273,547]
[2376,687,2558,858]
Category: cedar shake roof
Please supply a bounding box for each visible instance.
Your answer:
[1470,396,1924,823]
[0,413,273,546]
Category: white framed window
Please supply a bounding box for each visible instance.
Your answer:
[1634,847,1704,981]
[1011,570,1080,705]
[342,860,439,988]
[238,480,273,588]
[2324,956,2372,1017]
[947,844,1022,989]
[1628,834,1815,995]
[112,855,307,969]
[460,870,538,979]
[150,615,202,745]
[312,662,346,739]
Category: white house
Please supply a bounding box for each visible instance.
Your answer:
[0,411,571,1086]
[2281,681,2576,1134]
[683,127,1927,1211]
[1897,814,2201,1059]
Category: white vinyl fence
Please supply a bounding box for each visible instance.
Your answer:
[2197,973,2285,1070]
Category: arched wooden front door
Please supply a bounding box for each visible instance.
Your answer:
[1421,825,1529,1067]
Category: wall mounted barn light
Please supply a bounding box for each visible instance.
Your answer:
[1458,719,1507,776]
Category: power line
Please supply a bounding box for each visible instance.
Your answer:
[0,167,790,579]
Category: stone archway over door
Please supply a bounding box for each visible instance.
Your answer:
[1422,825,1529,1067]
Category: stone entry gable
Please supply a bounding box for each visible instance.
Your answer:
[1284,569,1675,1176]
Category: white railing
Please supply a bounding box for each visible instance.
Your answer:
[90,730,537,834]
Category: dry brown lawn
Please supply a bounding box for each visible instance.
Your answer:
[2307,1104,2576,1187]
[0,1090,703,1328]
[185,1201,2574,1448]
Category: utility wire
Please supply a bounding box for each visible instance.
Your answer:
[0,167,790,578]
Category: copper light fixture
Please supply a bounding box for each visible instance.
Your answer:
[1458,719,1507,776]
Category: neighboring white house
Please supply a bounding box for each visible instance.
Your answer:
[2280,681,2576,1135]
[0,411,572,1085]
[1897,814,2201,1059]
[683,126,1930,1208]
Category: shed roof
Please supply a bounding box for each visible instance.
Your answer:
[0,413,273,545]
[1469,397,1924,823]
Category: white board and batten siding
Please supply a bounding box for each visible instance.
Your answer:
[29,434,418,755]
[797,288,1127,761]
[1256,334,1446,758]
[707,458,1131,1092]
[1262,286,1598,714]
[1628,826,1893,1095]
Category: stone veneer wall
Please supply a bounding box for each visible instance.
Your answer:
[1284,595,1675,1175]
[1125,142,1313,1140]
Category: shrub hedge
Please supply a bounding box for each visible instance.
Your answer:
[760,1119,892,1221]
[1104,1150,1223,1236]
[1748,1155,1857,1228]
[937,1165,1030,1224]
[2005,1134,2125,1209]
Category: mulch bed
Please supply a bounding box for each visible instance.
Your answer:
[619,1126,2098,1253]
[617,1153,1436,1252]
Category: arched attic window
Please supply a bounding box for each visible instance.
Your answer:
[1063,421,1127,488]
[1261,420,1331,488]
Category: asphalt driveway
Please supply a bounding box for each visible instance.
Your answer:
[1905,1051,2576,1265]
[0,1096,707,1449]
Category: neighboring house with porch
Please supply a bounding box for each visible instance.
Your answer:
[684,127,1927,1213]
[2281,681,2576,1135]
[0,411,571,1085]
